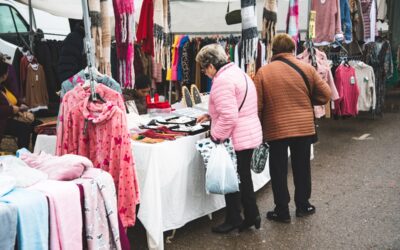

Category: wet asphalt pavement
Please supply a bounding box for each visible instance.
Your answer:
[129,88,400,250]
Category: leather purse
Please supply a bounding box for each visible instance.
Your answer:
[225,1,241,25]
[14,111,35,124]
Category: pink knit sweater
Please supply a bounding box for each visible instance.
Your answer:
[56,85,139,227]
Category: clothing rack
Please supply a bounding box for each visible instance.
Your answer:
[81,0,97,101]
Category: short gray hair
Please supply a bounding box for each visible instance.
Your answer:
[195,44,228,69]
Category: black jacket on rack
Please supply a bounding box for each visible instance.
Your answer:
[57,24,87,83]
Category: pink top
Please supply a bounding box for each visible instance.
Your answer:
[333,64,360,116]
[56,84,140,227]
[209,63,262,151]
[312,0,343,44]
[297,49,340,118]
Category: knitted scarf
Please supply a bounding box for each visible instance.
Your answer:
[100,0,111,75]
[112,0,135,88]
[153,0,171,66]
[262,0,277,63]
[241,0,258,64]
[286,0,299,42]
[137,0,154,57]
[88,0,101,67]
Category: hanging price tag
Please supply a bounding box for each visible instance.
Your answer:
[309,11,317,39]
[350,76,356,85]
[35,74,39,81]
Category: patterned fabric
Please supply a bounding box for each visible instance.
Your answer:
[181,41,191,85]
[251,142,269,173]
[56,84,139,227]
[112,0,135,88]
[241,0,258,63]
[196,138,237,169]
[364,40,393,114]
[75,168,121,250]
[286,0,299,42]
[262,0,277,63]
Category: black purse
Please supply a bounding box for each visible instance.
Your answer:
[225,1,241,25]
[275,57,319,143]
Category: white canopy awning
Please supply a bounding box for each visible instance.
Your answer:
[15,0,311,33]
[15,0,83,19]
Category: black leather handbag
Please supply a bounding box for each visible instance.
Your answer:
[225,1,241,25]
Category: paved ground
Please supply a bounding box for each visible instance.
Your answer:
[129,87,400,250]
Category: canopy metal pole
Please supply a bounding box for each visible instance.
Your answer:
[81,0,97,101]
[28,0,34,51]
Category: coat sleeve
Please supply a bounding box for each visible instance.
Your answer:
[0,105,13,119]
[310,67,331,105]
[253,69,264,124]
[210,78,239,141]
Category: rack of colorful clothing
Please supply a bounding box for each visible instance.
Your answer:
[0,153,130,250]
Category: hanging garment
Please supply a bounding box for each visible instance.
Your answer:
[312,0,343,45]
[154,0,168,65]
[333,64,360,116]
[25,63,49,109]
[30,180,83,250]
[181,41,191,85]
[349,61,376,111]
[171,35,183,81]
[89,0,102,69]
[0,188,49,250]
[340,0,353,43]
[297,48,340,118]
[112,0,135,88]
[364,40,393,114]
[286,0,299,43]
[360,0,374,42]
[377,0,387,21]
[136,0,154,57]
[262,0,277,63]
[387,0,400,53]
[241,0,258,63]
[57,84,139,228]
[350,0,365,42]
[75,168,121,250]
[60,70,122,98]
[0,203,18,250]
[177,36,190,82]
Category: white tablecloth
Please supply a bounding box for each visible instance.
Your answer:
[34,134,271,250]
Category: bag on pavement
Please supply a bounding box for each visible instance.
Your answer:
[251,142,269,173]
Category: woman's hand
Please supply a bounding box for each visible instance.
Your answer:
[196,114,210,124]
[12,105,19,114]
[19,104,29,112]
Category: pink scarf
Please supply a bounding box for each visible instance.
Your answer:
[112,0,135,88]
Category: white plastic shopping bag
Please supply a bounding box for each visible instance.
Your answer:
[205,144,240,195]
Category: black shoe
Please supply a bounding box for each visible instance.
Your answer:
[266,211,291,223]
[211,222,241,234]
[296,205,316,217]
[238,216,261,232]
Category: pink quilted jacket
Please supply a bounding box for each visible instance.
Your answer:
[209,63,262,151]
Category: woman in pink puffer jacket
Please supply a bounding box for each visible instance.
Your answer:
[196,44,262,234]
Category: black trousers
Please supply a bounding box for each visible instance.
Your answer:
[268,136,312,212]
[4,118,42,149]
[224,149,259,225]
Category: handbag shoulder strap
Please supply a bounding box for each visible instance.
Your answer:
[227,0,230,13]
[238,73,248,112]
[274,57,317,120]
[274,57,312,98]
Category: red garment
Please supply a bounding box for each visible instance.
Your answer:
[333,64,360,116]
[56,84,140,227]
[136,0,154,56]
[19,56,29,94]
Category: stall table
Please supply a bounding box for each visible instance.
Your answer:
[34,133,271,250]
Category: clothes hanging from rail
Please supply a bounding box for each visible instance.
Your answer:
[333,63,360,117]
[56,82,139,228]
[348,60,376,111]
[311,0,343,45]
